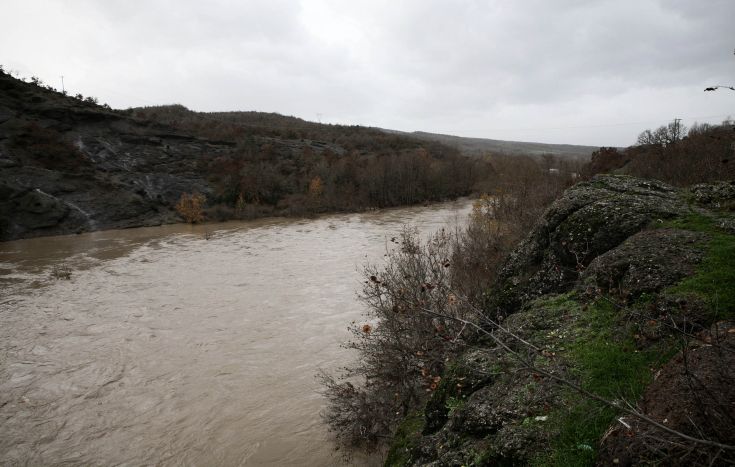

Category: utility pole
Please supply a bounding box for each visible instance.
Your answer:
[673,118,682,142]
[60,75,65,93]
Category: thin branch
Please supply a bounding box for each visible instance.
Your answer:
[416,303,735,452]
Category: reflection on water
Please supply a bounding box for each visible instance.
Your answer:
[0,200,471,465]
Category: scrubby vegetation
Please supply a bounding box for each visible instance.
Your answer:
[130,104,494,218]
[0,66,590,241]
[584,119,735,186]
[175,192,206,224]
[319,158,573,454]
[320,119,735,465]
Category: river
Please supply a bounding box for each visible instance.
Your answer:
[0,200,472,466]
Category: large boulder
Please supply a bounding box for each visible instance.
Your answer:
[0,187,69,233]
[489,175,689,316]
[582,228,707,301]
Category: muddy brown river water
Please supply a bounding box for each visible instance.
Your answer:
[0,200,471,466]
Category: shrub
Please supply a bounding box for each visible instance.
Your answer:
[175,192,206,223]
[320,227,479,451]
[319,158,571,453]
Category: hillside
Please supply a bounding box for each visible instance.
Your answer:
[0,71,488,241]
[0,73,236,241]
[384,129,598,159]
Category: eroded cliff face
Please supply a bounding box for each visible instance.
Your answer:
[0,72,342,241]
[0,72,234,240]
[386,175,735,466]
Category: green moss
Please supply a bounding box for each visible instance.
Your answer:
[533,299,675,467]
[384,411,425,467]
[656,213,735,319]
[446,396,466,416]
[670,234,735,320]
[533,214,734,465]
[423,350,500,435]
[660,212,717,232]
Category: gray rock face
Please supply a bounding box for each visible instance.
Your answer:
[690,180,735,211]
[0,71,239,240]
[489,175,690,316]
[13,189,70,228]
[582,228,707,301]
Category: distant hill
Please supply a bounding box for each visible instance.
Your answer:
[0,68,593,241]
[385,130,598,160]
[0,72,483,241]
[139,106,597,160]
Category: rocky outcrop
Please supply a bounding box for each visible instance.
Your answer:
[488,176,690,316]
[0,71,339,241]
[690,181,735,211]
[582,228,707,301]
[386,176,735,466]
[0,72,231,240]
[597,323,735,467]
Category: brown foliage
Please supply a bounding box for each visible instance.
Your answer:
[175,192,206,223]
[133,105,485,215]
[308,176,323,198]
[319,228,479,451]
[452,154,573,304]
[319,155,571,452]
[583,120,735,186]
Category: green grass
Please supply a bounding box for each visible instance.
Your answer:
[670,234,735,320]
[661,213,735,319]
[660,212,716,232]
[533,300,674,467]
[536,214,735,465]
[384,410,425,466]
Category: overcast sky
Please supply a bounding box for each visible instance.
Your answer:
[1,0,733,146]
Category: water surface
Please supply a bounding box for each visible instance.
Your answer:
[0,201,471,466]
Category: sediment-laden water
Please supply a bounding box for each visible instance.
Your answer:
[0,200,471,466]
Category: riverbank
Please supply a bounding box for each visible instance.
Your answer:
[383,176,735,465]
[0,68,487,243]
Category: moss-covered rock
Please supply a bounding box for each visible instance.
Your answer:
[689,180,735,211]
[582,228,707,301]
[385,176,735,467]
[489,175,689,316]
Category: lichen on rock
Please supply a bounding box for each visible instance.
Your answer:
[385,176,735,466]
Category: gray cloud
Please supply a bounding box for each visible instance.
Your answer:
[1,0,733,146]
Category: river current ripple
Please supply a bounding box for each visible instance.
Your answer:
[0,200,471,466]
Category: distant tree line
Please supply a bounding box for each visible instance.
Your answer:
[584,119,735,186]
[133,105,504,219]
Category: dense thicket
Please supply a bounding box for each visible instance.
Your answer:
[584,120,735,186]
[130,105,493,218]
